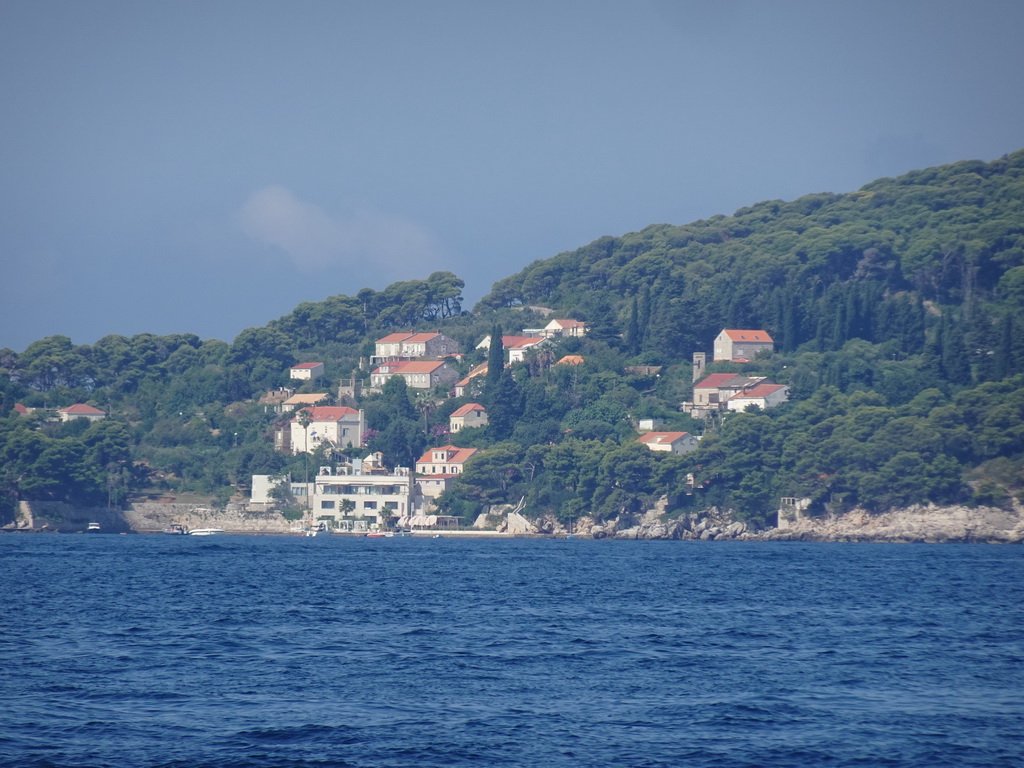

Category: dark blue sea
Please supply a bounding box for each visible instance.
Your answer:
[1,536,1021,768]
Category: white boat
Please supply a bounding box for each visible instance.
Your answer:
[188,528,225,536]
[86,522,101,532]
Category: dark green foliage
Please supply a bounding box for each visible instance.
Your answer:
[4,152,1024,520]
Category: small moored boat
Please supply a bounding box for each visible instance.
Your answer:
[188,528,225,536]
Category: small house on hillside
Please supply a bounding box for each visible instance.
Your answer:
[373,332,459,363]
[637,431,698,455]
[542,318,588,339]
[290,362,325,380]
[280,393,331,413]
[725,383,789,412]
[449,403,488,433]
[713,329,774,362]
[58,404,105,423]
[415,445,479,499]
[454,362,488,397]
[284,406,365,455]
[370,360,459,390]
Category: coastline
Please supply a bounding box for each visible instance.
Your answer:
[5,500,1023,543]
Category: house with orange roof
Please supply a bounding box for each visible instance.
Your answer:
[283,406,365,455]
[692,374,767,407]
[449,403,488,433]
[454,362,488,397]
[289,362,324,380]
[713,329,774,362]
[415,445,480,499]
[725,383,790,412]
[58,404,105,423]
[476,334,549,363]
[637,431,699,455]
[555,354,584,366]
[370,360,459,390]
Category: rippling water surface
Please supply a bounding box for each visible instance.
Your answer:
[1,536,1021,767]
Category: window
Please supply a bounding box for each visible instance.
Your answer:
[363,501,377,510]
[320,501,335,510]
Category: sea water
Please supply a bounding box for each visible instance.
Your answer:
[0,536,1021,768]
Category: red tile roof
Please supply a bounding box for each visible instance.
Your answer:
[637,431,692,445]
[694,373,742,389]
[377,332,413,343]
[729,384,787,399]
[416,445,479,466]
[59,404,105,415]
[293,406,360,422]
[373,360,448,375]
[450,403,485,418]
[722,329,774,343]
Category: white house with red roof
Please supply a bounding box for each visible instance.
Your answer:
[58,404,106,423]
[725,383,790,412]
[542,318,588,338]
[370,360,459,390]
[449,403,488,433]
[692,374,767,407]
[637,431,698,455]
[373,331,459,363]
[415,445,479,499]
[289,362,324,380]
[713,329,774,362]
[286,406,365,455]
[476,334,549,363]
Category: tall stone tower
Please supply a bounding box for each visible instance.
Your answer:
[692,352,706,382]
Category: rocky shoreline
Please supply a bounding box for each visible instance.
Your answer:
[7,500,1024,544]
[509,502,1024,544]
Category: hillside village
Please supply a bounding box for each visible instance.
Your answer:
[4,152,1024,540]
[242,322,786,534]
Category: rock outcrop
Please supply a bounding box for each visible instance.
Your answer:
[756,504,1024,544]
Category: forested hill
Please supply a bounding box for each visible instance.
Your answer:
[3,151,1024,529]
[479,150,1024,367]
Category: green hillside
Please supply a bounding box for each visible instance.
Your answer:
[3,150,1023,528]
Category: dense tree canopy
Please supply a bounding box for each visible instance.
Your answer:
[4,152,1024,526]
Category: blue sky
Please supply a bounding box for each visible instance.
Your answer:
[2,0,1022,352]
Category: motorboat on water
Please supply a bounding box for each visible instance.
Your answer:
[365,529,412,538]
[163,524,188,535]
[188,528,225,536]
[86,522,101,532]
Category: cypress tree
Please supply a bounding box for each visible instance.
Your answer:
[941,313,972,386]
[625,297,641,356]
[485,324,504,404]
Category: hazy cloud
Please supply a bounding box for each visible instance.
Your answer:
[238,185,439,271]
